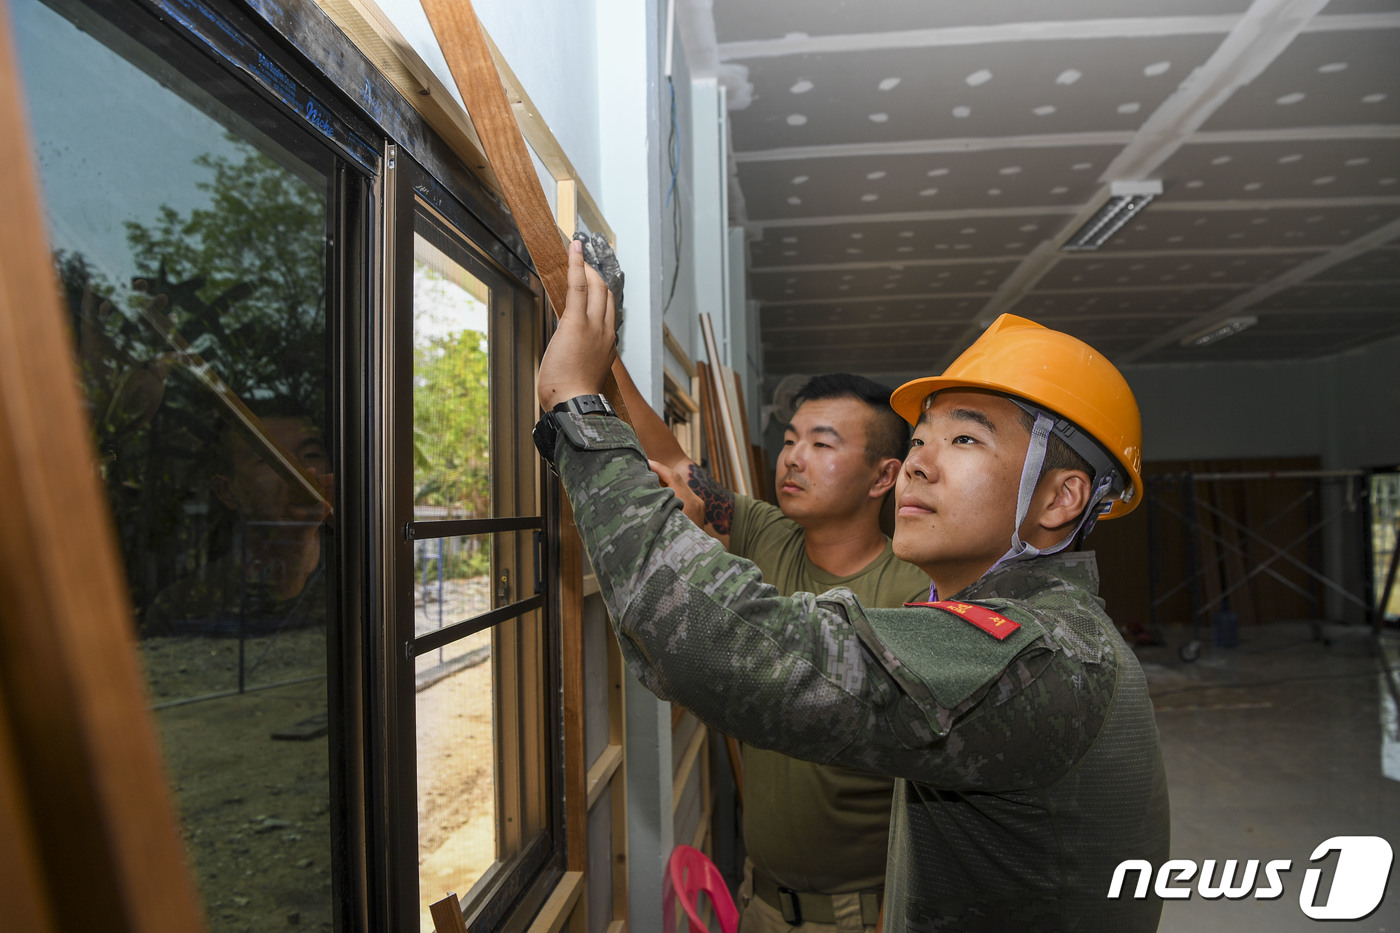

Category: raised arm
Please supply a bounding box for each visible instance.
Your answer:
[537,243,1103,788]
[609,342,735,547]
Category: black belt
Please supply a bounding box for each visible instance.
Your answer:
[752,871,882,926]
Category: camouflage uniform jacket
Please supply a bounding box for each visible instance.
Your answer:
[556,415,1170,932]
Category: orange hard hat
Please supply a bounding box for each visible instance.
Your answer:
[890,313,1143,519]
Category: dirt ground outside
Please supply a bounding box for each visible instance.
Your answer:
[146,629,336,932]
[143,578,498,933]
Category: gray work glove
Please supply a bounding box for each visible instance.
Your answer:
[573,231,624,332]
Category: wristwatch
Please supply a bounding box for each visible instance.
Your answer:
[532,394,617,471]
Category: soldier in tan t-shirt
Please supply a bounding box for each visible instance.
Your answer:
[615,365,926,933]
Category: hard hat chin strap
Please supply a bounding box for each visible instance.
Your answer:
[987,411,1116,578]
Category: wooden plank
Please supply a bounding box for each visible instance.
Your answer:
[606,633,630,929]
[524,871,585,933]
[663,324,696,380]
[726,735,745,810]
[429,893,470,933]
[0,2,205,927]
[0,681,57,933]
[419,0,630,422]
[671,721,707,814]
[699,315,749,497]
[560,495,589,872]
[695,362,726,489]
[586,743,624,810]
[696,728,712,853]
[724,365,757,495]
[556,177,578,239]
[663,368,699,414]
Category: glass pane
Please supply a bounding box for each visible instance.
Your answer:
[412,528,533,927]
[411,529,532,649]
[411,533,494,652]
[16,2,336,929]
[413,226,492,522]
[416,628,497,931]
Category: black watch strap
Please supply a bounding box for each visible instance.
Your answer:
[533,395,617,472]
[552,394,615,418]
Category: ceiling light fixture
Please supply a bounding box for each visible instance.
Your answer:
[1061,180,1163,251]
[1179,315,1258,348]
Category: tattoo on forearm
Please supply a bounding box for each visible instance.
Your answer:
[686,465,734,535]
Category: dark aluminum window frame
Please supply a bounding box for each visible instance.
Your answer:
[32,0,567,930]
[388,146,565,933]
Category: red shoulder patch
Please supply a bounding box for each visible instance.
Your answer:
[902,600,1022,641]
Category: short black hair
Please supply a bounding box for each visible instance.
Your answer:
[793,373,908,464]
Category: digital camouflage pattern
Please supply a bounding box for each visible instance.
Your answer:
[556,415,1169,932]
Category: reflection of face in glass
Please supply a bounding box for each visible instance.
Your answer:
[210,416,333,602]
[212,416,333,528]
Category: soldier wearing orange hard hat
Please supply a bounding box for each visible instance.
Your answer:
[533,244,1169,933]
[889,312,1145,599]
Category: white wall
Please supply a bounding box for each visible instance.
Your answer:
[1123,329,1400,471]
[1123,359,1325,465]
[1325,330,1400,471]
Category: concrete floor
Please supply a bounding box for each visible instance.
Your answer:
[1138,621,1400,932]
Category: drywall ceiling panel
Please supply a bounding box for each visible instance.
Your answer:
[1260,308,1400,333]
[1321,0,1400,13]
[736,146,1122,220]
[1203,30,1400,131]
[1138,311,1400,363]
[764,343,963,374]
[713,0,1252,43]
[761,296,986,330]
[748,216,1062,266]
[750,261,1013,302]
[1039,252,1325,289]
[1252,281,1400,310]
[1094,205,1400,251]
[761,320,967,351]
[1011,286,1245,318]
[710,2,1399,369]
[1138,336,1335,363]
[1310,247,1400,281]
[726,36,1223,151]
[1051,313,1201,341]
[1158,139,1400,201]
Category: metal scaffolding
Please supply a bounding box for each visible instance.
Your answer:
[1145,469,1375,662]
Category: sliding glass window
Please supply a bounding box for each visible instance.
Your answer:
[13,0,360,928]
[394,188,558,932]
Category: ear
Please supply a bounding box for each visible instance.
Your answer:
[211,473,239,511]
[1031,469,1092,535]
[869,457,901,498]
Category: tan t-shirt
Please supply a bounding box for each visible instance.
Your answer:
[730,494,929,894]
